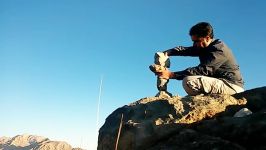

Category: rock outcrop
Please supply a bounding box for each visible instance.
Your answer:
[98,86,266,150]
[0,134,81,150]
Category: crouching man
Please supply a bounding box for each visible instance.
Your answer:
[158,22,244,95]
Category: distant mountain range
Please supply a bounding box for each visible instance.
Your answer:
[0,134,82,150]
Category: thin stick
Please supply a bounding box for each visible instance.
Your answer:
[115,113,124,150]
[96,75,103,138]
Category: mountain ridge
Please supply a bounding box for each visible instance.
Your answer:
[0,134,82,150]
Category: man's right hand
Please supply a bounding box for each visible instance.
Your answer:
[157,68,174,79]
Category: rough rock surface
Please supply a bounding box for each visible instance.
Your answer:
[0,134,81,150]
[98,86,266,150]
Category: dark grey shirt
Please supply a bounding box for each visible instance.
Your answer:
[164,39,244,88]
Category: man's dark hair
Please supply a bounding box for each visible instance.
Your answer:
[189,22,214,38]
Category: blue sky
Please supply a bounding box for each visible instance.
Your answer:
[1,0,266,149]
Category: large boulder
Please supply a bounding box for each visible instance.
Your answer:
[98,86,266,150]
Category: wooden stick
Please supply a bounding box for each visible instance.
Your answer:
[115,113,124,150]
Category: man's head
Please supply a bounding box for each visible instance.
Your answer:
[189,22,214,48]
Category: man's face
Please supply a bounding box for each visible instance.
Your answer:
[191,35,211,48]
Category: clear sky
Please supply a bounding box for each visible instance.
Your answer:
[1,0,266,149]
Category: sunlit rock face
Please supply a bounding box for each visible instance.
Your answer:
[98,87,266,150]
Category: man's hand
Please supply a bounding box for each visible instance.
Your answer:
[157,68,174,79]
[163,51,168,57]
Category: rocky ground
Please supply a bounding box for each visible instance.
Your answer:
[98,86,266,150]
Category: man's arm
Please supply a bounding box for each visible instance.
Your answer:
[164,46,200,57]
[170,48,228,80]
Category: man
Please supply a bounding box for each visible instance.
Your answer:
[158,22,244,95]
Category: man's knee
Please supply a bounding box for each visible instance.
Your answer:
[182,76,203,95]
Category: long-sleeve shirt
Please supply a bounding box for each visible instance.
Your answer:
[164,39,244,88]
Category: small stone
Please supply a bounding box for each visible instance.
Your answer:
[234,108,252,117]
